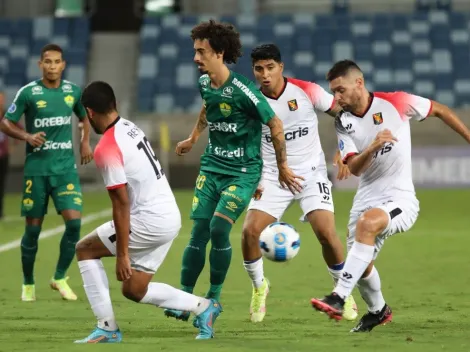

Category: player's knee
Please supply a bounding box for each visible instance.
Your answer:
[189,219,211,246]
[356,211,387,238]
[242,222,262,244]
[210,216,232,249]
[65,219,81,241]
[21,225,42,247]
[121,281,146,302]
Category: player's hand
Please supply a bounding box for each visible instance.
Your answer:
[253,184,264,200]
[175,138,194,156]
[116,255,132,282]
[368,129,398,153]
[278,163,304,194]
[26,132,46,147]
[333,152,351,181]
[80,142,94,165]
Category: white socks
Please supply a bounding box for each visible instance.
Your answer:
[140,282,210,315]
[243,257,265,288]
[78,259,118,331]
[334,241,375,300]
[357,266,386,313]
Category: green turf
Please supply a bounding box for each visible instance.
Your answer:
[0,190,469,351]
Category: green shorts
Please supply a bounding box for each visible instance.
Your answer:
[190,170,260,222]
[21,173,83,218]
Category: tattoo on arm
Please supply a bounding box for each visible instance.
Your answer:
[268,117,287,165]
[197,112,208,132]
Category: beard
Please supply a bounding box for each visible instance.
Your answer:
[88,117,102,135]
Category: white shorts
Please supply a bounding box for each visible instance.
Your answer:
[96,220,179,274]
[347,199,419,260]
[247,166,334,222]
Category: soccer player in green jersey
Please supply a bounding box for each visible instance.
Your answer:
[0,44,93,302]
[164,20,302,323]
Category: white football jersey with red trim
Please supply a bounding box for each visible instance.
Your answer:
[336,91,432,208]
[260,77,334,173]
[94,117,180,233]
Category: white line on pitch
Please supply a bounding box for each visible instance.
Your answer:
[0,209,112,253]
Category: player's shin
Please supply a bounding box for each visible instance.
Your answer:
[208,216,233,300]
[242,224,265,288]
[140,282,210,315]
[55,219,81,280]
[357,266,386,313]
[180,219,211,293]
[334,241,374,299]
[21,225,41,285]
[78,259,118,331]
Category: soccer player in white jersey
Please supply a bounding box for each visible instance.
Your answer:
[73,81,222,343]
[242,44,358,323]
[311,60,470,332]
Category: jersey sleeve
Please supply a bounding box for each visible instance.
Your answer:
[94,134,127,190]
[335,117,359,163]
[243,81,276,125]
[402,92,432,122]
[73,87,86,120]
[287,78,334,112]
[4,88,28,123]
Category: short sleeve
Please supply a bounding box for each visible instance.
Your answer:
[335,117,359,163]
[402,93,432,121]
[374,91,432,122]
[73,87,86,120]
[242,81,276,125]
[4,88,28,123]
[287,78,334,112]
[94,133,127,190]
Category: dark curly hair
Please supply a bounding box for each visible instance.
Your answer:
[191,19,242,64]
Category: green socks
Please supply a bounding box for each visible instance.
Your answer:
[54,219,81,280]
[181,219,211,292]
[21,225,42,285]
[207,216,233,301]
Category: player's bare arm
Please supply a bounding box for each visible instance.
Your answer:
[427,101,470,143]
[347,129,397,177]
[79,117,93,164]
[107,185,132,282]
[0,118,46,147]
[267,116,304,193]
[175,104,207,155]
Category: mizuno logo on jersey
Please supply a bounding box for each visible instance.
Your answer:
[265,127,308,143]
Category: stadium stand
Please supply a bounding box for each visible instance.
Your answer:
[137,12,470,113]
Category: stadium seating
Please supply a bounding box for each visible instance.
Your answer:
[0,17,89,103]
[137,12,470,113]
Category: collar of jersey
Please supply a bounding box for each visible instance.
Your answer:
[104,116,121,133]
[350,92,374,118]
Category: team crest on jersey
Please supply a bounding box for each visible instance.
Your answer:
[287,99,298,111]
[373,112,383,125]
[36,100,47,108]
[64,95,74,107]
[219,103,232,117]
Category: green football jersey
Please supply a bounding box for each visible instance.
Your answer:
[199,71,275,177]
[5,79,86,176]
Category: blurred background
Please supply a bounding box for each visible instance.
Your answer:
[1,0,470,191]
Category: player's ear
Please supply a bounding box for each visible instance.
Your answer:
[355,76,364,89]
[279,62,284,72]
[85,107,94,120]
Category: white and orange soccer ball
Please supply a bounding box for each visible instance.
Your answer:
[259,222,300,262]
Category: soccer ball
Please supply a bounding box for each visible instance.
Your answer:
[259,222,300,262]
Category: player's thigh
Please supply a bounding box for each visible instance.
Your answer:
[216,175,260,222]
[246,177,294,221]
[75,226,114,260]
[297,172,334,222]
[49,173,83,216]
[190,171,219,221]
[21,176,49,218]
